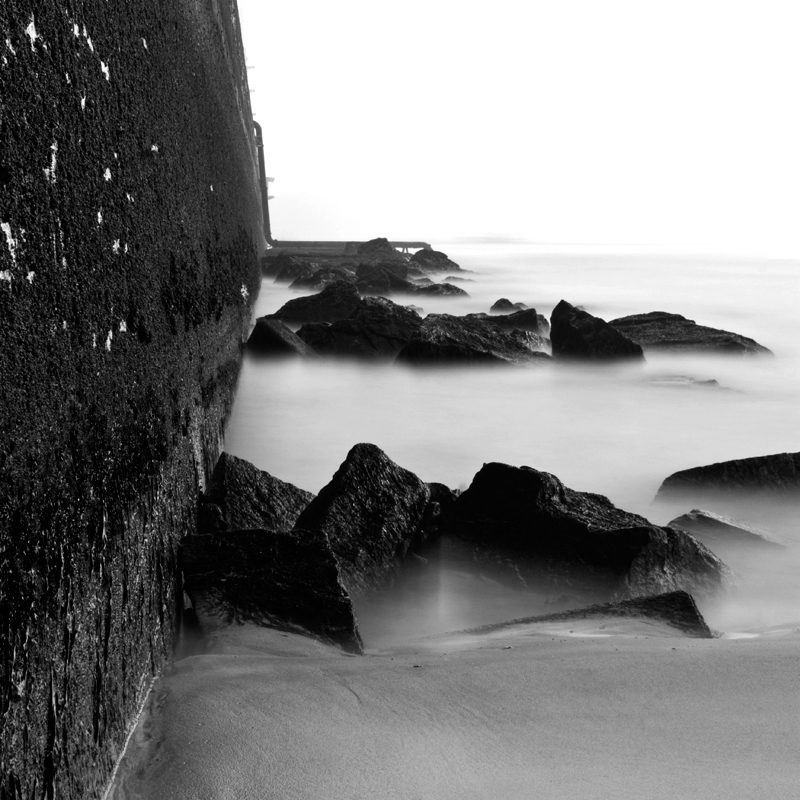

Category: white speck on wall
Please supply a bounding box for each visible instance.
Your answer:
[81,94,86,110]
[63,320,67,330]
[6,38,17,56]
[1,222,18,267]
[105,330,113,351]
[113,152,118,160]
[100,61,110,81]
[87,37,94,52]
[142,38,148,50]
[112,239,120,254]
[119,320,127,332]
[124,243,129,254]
[210,185,214,192]
[26,271,35,283]
[150,144,159,153]
[97,209,103,225]
[92,333,97,348]
[2,56,7,67]
[25,16,38,51]
[240,283,249,300]
[0,271,11,282]
[43,141,58,184]
[73,23,80,37]
[82,25,88,38]
[65,72,70,84]
[126,193,133,203]
[104,167,112,181]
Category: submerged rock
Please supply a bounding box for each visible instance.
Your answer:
[413,282,469,297]
[266,281,362,324]
[609,311,772,355]
[294,443,432,595]
[655,452,800,501]
[491,298,526,312]
[451,462,730,598]
[668,509,786,550]
[550,300,644,360]
[180,528,362,653]
[206,452,315,531]
[396,314,550,365]
[247,318,319,357]
[410,248,462,273]
[297,296,422,358]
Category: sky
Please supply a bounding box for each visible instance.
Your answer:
[237,0,800,252]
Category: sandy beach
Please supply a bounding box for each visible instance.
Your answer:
[110,615,800,800]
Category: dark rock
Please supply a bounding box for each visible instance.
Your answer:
[297,296,422,358]
[410,248,462,273]
[421,482,459,538]
[491,298,526,312]
[413,282,470,297]
[206,452,315,531]
[356,261,412,282]
[656,452,800,501]
[550,300,644,360]
[288,266,356,291]
[609,311,773,355]
[263,253,320,282]
[197,499,225,534]
[266,281,362,324]
[466,308,549,336]
[247,318,319,357]
[464,590,714,638]
[451,462,730,598]
[396,314,549,365]
[668,509,786,550]
[357,237,403,259]
[354,266,417,296]
[180,529,362,653]
[293,443,432,595]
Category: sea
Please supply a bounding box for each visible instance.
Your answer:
[223,244,800,647]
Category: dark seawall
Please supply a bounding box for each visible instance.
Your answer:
[0,1,263,797]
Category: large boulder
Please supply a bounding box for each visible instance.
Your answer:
[247,318,319,357]
[409,248,462,273]
[354,266,417,296]
[204,452,315,532]
[451,462,730,598]
[266,280,362,324]
[609,311,772,355]
[655,452,800,501]
[297,296,422,358]
[262,252,315,279]
[180,528,362,653]
[668,509,786,550]
[293,443,432,595]
[550,300,644,360]
[396,314,549,365]
[356,237,403,259]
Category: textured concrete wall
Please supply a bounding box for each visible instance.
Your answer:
[0,1,263,797]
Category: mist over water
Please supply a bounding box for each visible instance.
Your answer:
[225,245,800,643]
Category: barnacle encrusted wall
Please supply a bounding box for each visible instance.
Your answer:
[0,1,263,797]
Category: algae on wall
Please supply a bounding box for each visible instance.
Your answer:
[0,1,264,796]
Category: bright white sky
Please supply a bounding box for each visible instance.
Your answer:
[238,0,800,252]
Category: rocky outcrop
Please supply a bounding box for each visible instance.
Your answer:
[668,509,786,550]
[491,298,526,312]
[451,462,729,598]
[609,311,772,355]
[550,300,644,360]
[289,266,357,291]
[297,296,423,358]
[410,248,462,273]
[655,452,800,501]
[414,282,469,297]
[466,309,549,336]
[357,237,404,259]
[180,529,363,653]
[247,318,319,357]
[354,266,418,296]
[396,314,550,365]
[205,453,315,531]
[293,444,432,595]
[263,252,318,281]
[266,280,363,324]
[466,590,714,638]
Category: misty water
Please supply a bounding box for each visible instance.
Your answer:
[224,245,800,647]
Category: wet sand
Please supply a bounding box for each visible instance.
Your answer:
[110,618,800,800]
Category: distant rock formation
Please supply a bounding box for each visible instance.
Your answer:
[266,280,363,324]
[451,462,730,598]
[668,509,786,550]
[410,248,462,273]
[396,314,550,365]
[550,300,644,360]
[357,237,404,259]
[491,298,527,312]
[294,443,432,595]
[180,528,363,653]
[247,318,319,357]
[203,452,315,532]
[609,311,772,355]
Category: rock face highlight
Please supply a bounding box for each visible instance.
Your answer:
[609,311,772,355]
[203,453,315,532]
[180,529,363,654]
[451,462,729,598]
[0,3,262,797]
[550,300,644,360]
[668,509,786,550]
[410,248,462,273]
[294,444,432,595]
[247,318,319,357]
